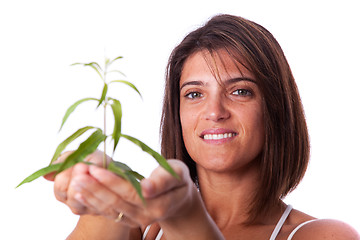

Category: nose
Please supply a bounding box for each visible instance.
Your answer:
[202,95,230,122]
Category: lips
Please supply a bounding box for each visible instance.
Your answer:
[200,128,237,142]
[203,132,235,140]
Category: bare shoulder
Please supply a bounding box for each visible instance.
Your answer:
[292,219,360,240]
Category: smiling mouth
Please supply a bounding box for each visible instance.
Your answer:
[203,133,237,140]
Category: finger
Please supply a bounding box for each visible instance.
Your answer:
[84,150,112,167]
[142,160,188,199]
[45,150,108,182]
[87,165,157,225]
[54,162,88,203]
[88,165,142,204]
[43,151,74,181]
[113,211,140,228]
[70,174,145,227]
[74,184,140,224]
[53,167,73,202]
[43,171,57,181]
[65,163,102,215]
[66,192,90,215]
[69,170,120,217]
[142,181,192,221]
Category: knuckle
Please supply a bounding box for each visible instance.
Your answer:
[54,170,72,189]
[121,187,140,203]
[95,203,108,213]
[96,198,118,215]
[105,194,118,206]
[99,206,115,217]
[54,191,67,202]
[70,205,86,215]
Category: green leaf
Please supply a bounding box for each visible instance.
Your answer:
[120,134,179,179]
[59,98,99,131]
[50,126,96,164]
[71,62,104,80]
[70,62,83,67]
[109,80,142,99]
[105,57,110,66]
[107,161,128,178]
[16,163,62,188]
[97,83,108,108]
[58,129,106,172]
[108,70,126,77]
[108,56,123,66]
[109,160,132,171]
[107,161,145,203]
[127,170,145,181]
[108,98,122,152]
[84,62,104,80]
[108,161,144,180]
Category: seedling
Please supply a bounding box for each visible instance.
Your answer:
[17,56,178,201]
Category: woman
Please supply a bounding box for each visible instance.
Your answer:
[48,14,359,239]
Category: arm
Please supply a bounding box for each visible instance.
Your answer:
[158,185,224,240]
[67,215,141,240]
[137,161,224,239]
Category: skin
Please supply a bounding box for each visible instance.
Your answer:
[180,50,265,187]
[46,50,360,240]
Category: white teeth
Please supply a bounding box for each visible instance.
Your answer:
[203,133,234,140]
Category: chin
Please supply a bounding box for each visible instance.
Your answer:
[195,154,258,174]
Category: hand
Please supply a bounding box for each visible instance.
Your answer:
[44,151,113,216]
[43,150,111,181]
[73,159,196,228]
[46,151,224,239]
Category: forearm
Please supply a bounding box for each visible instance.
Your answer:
[67,215,141,240]
[159,187,224,240]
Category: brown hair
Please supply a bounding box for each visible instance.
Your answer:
[160,14,310,222]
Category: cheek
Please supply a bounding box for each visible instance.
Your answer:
[246,106,265,150]
[180,105,193,140]
[180,104,199,154]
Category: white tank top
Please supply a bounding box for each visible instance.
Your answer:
[270,205,318,240]
[143,205,316,240]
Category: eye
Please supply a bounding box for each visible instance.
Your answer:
[232,89,252,96]
[185,91,202,99]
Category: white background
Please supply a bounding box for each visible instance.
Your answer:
[1,0,359,239]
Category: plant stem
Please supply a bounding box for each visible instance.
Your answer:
[103,102,107,168]
[103,62,108,168]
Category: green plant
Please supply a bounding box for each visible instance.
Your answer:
[17,56,178,201]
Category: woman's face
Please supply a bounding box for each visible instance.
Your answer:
[179,50,264,174]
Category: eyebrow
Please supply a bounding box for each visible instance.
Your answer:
[225,77,256,85]
[179,80,203,90]
[180,77,256,90]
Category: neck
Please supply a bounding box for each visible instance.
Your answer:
[197,161,261,228]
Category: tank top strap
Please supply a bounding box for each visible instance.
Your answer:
[287,219,317,240]
[269,205,293,240]
[142,225,163,240]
